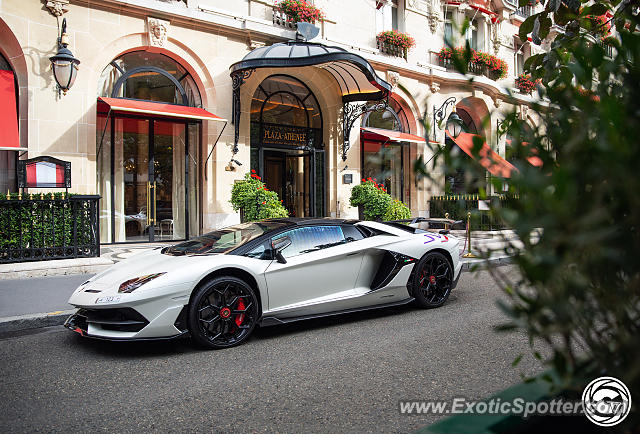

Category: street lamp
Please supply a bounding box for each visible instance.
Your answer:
[445,109,463,139]
[49,18,80,95]
[433,97,463,141]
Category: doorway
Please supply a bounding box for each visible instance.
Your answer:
[250,75,325,217]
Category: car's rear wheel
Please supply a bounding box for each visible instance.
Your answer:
[188,276,259,349]
[412,252,454,308]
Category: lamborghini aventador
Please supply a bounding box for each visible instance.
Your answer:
[65,218,462,349]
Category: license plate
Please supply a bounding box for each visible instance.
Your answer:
[95,295,121,304]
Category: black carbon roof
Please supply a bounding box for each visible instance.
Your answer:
[263,217,361,226]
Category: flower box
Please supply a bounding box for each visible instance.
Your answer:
[273,0,325,28]
[437,47,508,80]
[376,30,415,60]
[515,74,537,94]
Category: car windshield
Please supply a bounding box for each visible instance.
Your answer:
[164,221,289,255]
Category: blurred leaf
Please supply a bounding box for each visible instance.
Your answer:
[519,14,538,43]
[512,354,524,367]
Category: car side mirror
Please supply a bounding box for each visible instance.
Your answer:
[272,236,292,264]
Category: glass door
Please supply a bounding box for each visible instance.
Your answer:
[153,121,186,241]
[117,118,151,242]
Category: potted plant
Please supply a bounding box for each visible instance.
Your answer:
[230,171,289,222]
[274,0,325,24]
[376,30,416,58]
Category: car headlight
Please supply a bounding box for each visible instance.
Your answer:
[118,273,166,293]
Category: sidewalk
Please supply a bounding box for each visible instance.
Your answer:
[0,230,517,333]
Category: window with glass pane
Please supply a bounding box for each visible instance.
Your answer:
[466,19,478,50]
[277,226,346,258]
[363,142,403,201]
[444,12,453,45]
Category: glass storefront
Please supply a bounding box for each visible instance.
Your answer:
[96,51,202,243]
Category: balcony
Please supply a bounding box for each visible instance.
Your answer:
[377,40,408,60]
[515,5,534,19]
[272,9,296,30]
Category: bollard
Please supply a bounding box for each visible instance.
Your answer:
[462,211,478,258]
[444,212,449,230]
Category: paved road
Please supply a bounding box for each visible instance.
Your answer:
[0,274,93,317]
[0,266,543,433]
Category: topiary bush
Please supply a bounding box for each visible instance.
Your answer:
[349,178,409,221]
[230,171,289,222]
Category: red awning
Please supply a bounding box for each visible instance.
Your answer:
[97,97,227,122]
[361,127,426,144]
[505,138,543,167]
[0,69,26,151]
[447,132,517,178]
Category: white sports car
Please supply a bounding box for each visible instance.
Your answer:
[65,218,462,349]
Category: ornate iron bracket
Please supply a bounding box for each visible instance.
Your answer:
[231,69,255,155]
[432,96,456,142]
[342,99,388,161]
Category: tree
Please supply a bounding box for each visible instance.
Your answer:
[418,1,640,428]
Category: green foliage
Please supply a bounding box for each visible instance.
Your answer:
[383,198,411,222]
[349,178,410,221]
[417,2,640,424]
[0,193,95,253]
[230,171,288,222]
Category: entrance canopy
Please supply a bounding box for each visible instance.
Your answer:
[361,127,426,144]
[230,41,391,103]
[447,132,517,178]
[97,97,226,122]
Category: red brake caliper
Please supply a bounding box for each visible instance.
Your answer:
[235,298,246,326]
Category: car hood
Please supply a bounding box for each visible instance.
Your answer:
[84,248,219,289]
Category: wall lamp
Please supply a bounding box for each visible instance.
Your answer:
[49,18,80,95]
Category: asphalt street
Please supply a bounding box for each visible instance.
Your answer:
[0,274,93,317]
[0,266,543,433]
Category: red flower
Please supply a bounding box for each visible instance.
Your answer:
[251,169,256,173]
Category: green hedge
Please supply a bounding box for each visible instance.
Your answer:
[0,193,96,251]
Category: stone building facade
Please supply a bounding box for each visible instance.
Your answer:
[0,0,545,243]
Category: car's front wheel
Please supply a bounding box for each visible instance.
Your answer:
[412,252,454,308]
[188,276,259,349]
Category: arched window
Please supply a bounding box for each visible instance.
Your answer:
[250,75,322,129]
[362,96,410,133]
[98,51,201,107]
[456,107,478,134]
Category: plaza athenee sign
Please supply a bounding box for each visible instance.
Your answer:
[262,124,309,147]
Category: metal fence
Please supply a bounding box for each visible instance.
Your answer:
[429,195,513,231]
[0,194,100,264]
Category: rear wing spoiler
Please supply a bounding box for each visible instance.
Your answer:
[387,217,464,227]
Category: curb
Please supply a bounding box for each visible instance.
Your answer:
[0,310,75,334]
[461,255,513,271]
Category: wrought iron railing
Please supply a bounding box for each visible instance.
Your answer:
[429,195,514,231]
[273,9,296,29]
[515,5,534,18]
[377,40,408,60]
[0,194,100,264]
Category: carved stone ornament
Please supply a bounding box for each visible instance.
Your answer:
[491,20,507,55]
[147,17,170,47]
[45,0,69,17]
[493,96,502,108]
[519,104,529,120]
[427,0,442,33]
[249,40,266,50]
[387,71,400,91]
[430,81,440,94]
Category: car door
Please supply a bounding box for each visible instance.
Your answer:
[263,225,365,313]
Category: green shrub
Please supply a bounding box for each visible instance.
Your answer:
[349,178,409,221]
[230,171,288,222]
[383,198,411,221]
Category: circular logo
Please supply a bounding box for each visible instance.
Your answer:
[429,275,436,285]
[582,376,631,427]
[220,307,231,319]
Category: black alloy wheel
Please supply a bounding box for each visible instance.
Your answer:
[413,251,454,308]
[188,276,259,349]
